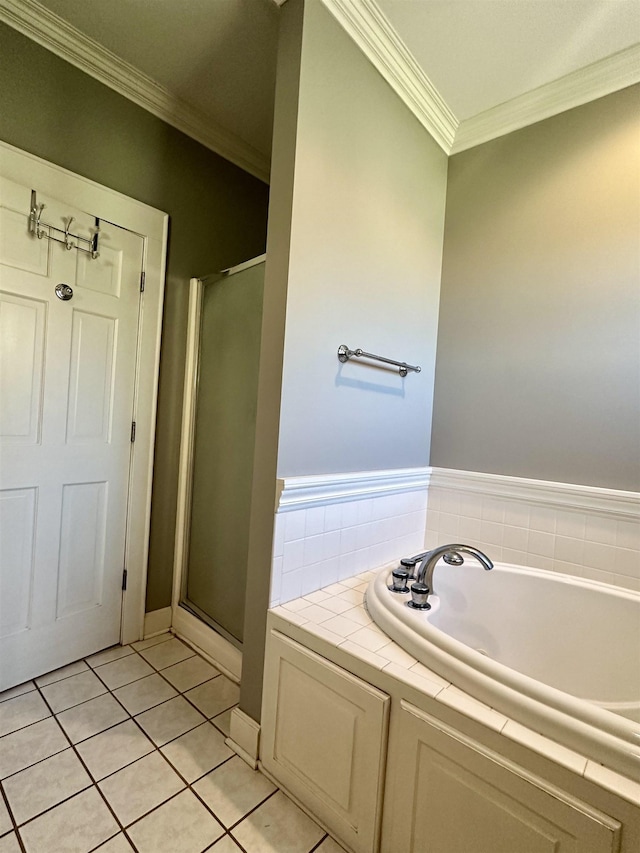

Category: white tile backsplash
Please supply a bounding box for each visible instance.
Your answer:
[426,476,639,592]
[270,468,639,605]
[270,485,429,606]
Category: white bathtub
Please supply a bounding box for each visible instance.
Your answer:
[366,561,640,780]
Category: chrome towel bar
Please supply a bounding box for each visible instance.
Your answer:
[337,344,421,377]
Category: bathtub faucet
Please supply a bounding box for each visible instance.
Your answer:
[391,544,493,609]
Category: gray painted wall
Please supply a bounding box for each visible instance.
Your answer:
[240,0,449,721]
[431,85,640,491]
[276,0,447,476]
[276,0,448,477]
[0,23,270,611]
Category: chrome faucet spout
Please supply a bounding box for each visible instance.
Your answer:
[416,544,493,597]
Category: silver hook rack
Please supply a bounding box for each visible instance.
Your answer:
[29,190,100,259]
[337,344,421,377]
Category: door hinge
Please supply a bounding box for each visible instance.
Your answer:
[140,271,145,292]
[131,421,136,443]
[122,568,128,591]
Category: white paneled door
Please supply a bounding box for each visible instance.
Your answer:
[0,175,144,689]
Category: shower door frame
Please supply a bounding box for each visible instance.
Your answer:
[171,274,244,682]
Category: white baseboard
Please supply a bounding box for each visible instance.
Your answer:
[226,707,261,769]
[171,605,242,683]
[143,607,172,638]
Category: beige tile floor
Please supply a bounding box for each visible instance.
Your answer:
[0,634,347,853]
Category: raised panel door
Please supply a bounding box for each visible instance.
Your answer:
[0,175,143,688]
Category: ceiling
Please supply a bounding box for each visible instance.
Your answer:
[377,0,639,120]
[10,0,640,174]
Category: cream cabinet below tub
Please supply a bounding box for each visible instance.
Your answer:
[382,700,622,853]
[261,630,390,853]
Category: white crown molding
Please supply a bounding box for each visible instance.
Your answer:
[3,0,637,173]
[0,0,271,183]
[320,0,458,154]
[452,43,640,154]
[276,467,431,512]
[321,0,640,156]
[429,468,639,520]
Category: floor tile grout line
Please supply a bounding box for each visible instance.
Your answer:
[94,661,222,772]
[134,646,239,724]
[0,709,53,744]
[97,646,288,839]
[22,679,140,852]
[206,829,250,853]
[87,648,204,718]
[1,734,75,784]
[309,833,330,852]
[84,664,252,836]
[7,778,96,832]
[227,787,280,833]
[34,661,93,688]
[114,635,233,696]
[2,673,131,727]
[0,685,37,706]
[59,709,133,749]
[92,648,285,840]
[103,640,228,715]
[0,777,28,853]
[127,721,244,833]
[86,828,138,853]
[0,707,83,786]
[4,639,329,853]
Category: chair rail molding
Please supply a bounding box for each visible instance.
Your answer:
[276,467,431,513]
[429,468,640,521]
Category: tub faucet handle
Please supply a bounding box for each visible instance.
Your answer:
[408,581,431,610]
[390,567,411,593]
[400,552,429,576]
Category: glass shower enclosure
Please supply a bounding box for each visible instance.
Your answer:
[178,255,265,648]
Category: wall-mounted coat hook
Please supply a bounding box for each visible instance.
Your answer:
[29,190,100,259]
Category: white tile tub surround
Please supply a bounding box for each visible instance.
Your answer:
[425,468,639,591]
[270,571,640,805]
[270,469,430,606]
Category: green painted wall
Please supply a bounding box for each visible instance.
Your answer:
[0,23,270,611]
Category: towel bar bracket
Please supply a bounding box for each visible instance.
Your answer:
[337,344,420,377]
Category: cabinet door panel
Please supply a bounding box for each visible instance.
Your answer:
[261,631,390,853]
[383,701,620,853]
